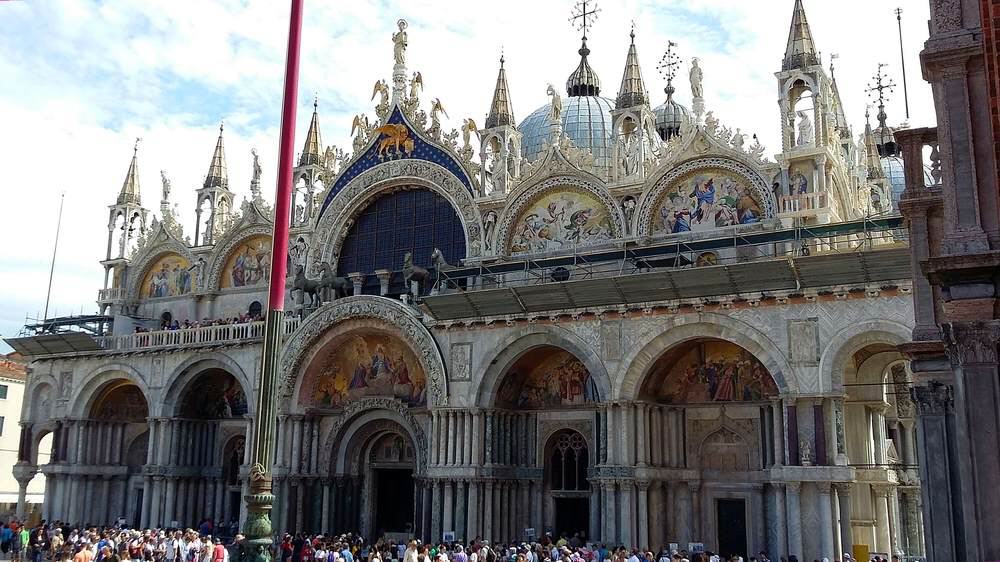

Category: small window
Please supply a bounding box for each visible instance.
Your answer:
[0,385,8,399]
[0,416,6,437]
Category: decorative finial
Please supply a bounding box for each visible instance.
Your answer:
[219,121,224,133]
[133,137,141,153]
[866,62,896,128]
[314,93,319,111]
[570,0,600,40]
[830,52,839,79]
[657,40,680,98]
[500,45,505,67]
[630,20,635,42]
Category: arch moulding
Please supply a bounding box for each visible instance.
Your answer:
[323,397,428,474]
[311,159,484,272]
[615,313,795,400]
[70,362,154,418]
[474,325,612,408]
[279,296,448,407]
[818,319,911,392]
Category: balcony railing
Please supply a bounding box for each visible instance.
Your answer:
[97,287,126,303]
[95,317,301,352]
[779,192,827,214]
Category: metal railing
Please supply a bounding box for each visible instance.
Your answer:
[425,215,908,293]
[95,317,301,352]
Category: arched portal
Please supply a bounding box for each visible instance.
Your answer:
[544,429,590,540]
[89,380,150,526]
[640,338,778,404]
[336,188,467,295]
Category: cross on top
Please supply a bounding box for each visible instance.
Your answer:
[570,0,600,39]
[657,40,681,84]
[866,62,896,108]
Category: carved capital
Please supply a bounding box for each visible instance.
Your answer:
[785,481,802,494]
[943,322,1000,366]
[832,482,853,495]
[911,382,953,415]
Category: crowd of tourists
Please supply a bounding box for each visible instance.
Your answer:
[132,313,264,334]
[0,521,897,562]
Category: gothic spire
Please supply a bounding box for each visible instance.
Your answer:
[616,28,648,109]
[485,55,516,129]
[299,97,323,166]
[782,0,819,70]
[118,138,141,206]
[204,122,228,189]
[864,111,884,180]
[830,62,850,138]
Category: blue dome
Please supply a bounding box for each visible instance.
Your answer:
[881,156,905,205]
[519,95,615,174]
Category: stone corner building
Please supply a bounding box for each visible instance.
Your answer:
[12,2,925,560]
[896,0,1000,561]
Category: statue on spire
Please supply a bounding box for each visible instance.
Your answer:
[392,19,408,65]
[689,57,704,99]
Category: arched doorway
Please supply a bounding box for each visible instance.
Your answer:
[336,420,418,540]
[637,337,779,556]
[545,429,590,541]
[88,380,150,526]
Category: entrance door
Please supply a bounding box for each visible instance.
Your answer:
[554,497,589,540]
[716,499,747,561]
[374,468,415,534]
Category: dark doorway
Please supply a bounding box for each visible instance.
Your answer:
[248,301,262,318]
[554,497,589,539]
[374,468,414,534]
[716,499,747,561]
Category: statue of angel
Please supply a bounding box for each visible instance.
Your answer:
[351,114,371,152]
[704,111,719,134]
[409,71,423,100]
[690,58,704,98]
[160,170,171,202]
[429,98,448,135]
[371,79,389,118]
[461,118,478,149]
[731,128,745,151]
[392,19,408,65]
[546,83,562,123]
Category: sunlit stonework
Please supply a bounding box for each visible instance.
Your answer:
[11,3,925,561]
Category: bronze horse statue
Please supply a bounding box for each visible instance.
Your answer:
[292,265,321,307]
[403,252,431,297]
[318,263,351,301]
[430,247,456,292]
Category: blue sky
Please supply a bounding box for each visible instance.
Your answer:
[0,0,934,351]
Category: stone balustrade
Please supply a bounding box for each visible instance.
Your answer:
[97,287,126,303]
[779,191,827,214]
[95,317,300,351]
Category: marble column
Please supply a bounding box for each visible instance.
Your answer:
[431,481,443,543]
[602,481,615,544]
[443,480,455,535]
[467,479,480,540]
[902,490,923,557]
[766,483,787,558]
[688,481,702,540]
[834,483,854,557]
[456,480,468,541]
[448,412,457,466]
[637,481,650,549]
[785,482,803,559]
[140,475,152,527]
[484,481,494,541]
[873,484,892,555]
[321,481,331,532]
[636,404,648,466]
[589,483,600,545]
[817,482,835,559]
[149,476,164,528]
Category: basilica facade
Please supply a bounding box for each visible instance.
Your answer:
[13,2,924,561]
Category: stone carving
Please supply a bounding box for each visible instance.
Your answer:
[796,111,814,146]
[392,19,408,65]
[689,58,703,99]
[891,363,914,418]
[943,322,1000,366]
[483,210,497,252]
[280,296,448,406]
[931,0,961,33]
[636,157,777,236]
[799,438,812,466]
[546,83,562,123]
[788,318,820,364]
[449,342,472,381]
[911,382,953,415]
[59,372,72,400]
[622,196,637,235]
[312,159,484,270]
[834,400,846,455]
[325,396,428,472]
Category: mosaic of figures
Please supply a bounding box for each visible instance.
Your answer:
[509,188,613,254]
[222,235,273,289]
[497,348,597,409]
[92,383,148,423]
[301,331,426,408]
[141,253,196,298]
[651,169,763,234]
[644,339,778,403]
[180,371,249,419]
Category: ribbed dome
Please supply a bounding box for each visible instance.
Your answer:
[518,95,615,173]
[653,87,689,141]
[566,38,601,97]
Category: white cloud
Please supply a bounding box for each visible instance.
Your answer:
[0,0,934,348]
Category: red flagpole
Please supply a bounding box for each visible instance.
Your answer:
[244,0,303,558]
